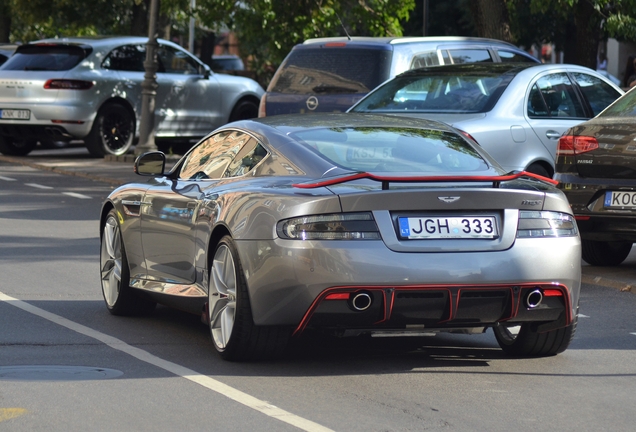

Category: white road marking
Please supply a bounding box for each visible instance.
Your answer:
[0,291,333,432]
[24,183,53,189]
[0,175,17,181]
[631,333,636,336]
[579,314,590,318]
[62,192,92,199]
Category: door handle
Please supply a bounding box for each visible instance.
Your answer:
[545,131,562,139]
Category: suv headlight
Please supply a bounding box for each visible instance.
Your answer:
[517,211,578,238]
[277,212,380,240]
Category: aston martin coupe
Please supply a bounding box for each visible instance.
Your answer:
[100,113,581,361]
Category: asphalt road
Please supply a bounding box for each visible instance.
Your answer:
[1,145,636,431]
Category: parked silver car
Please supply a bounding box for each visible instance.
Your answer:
[349,63,623,177]
[0,36,264,157]
[101,113,581,361]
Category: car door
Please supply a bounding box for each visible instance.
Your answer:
[155,44,221,137]
[140,129,261,283]
[101,43,172,132]
[525,72,589,162]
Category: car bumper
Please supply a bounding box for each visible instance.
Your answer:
[0,103,95,139]
[237,236,581,330]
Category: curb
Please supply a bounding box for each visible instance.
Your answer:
[0,154,126,186]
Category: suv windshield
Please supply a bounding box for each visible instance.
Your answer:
[351,71,514,114]
[1,44,90,71]
[290,127,488,173]
[269,48,392,95]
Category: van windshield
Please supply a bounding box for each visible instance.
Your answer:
[269,47,392,95]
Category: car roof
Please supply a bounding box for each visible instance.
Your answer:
[302,36,521,48]
[29,36,176,49]
[396,62,598,78]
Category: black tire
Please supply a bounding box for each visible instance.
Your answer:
[494,319,576,357]
[0,136,37,156]
[208,235,290,361]
[228,99,259,122]
[85,103,135,157]
[581,240,633,266]
[526,163,551,178]
[100,209,156,316]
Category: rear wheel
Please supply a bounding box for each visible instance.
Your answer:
[526,163,551,178]
[208,235,290,361]
[85,103,135,157]
[581,240,632,266]
[100,209,156,315]
[0,136,37,156]
[494,320,576,357]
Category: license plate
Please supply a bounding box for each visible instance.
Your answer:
[604,191,636,209]
[398,216,498,239]
[0,109,30,120]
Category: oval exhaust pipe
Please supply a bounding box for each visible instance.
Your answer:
[526,289,543,308]
[350,292,373,311]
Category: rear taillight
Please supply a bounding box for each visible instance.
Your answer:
[44,79,94,90]
[258,94,267,117]
[557,135,599,155]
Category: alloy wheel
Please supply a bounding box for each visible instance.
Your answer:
[101,215,122,307]
[209,244,237,350]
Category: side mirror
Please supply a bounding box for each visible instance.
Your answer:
[134,151,165,176]
[201,64,211,78]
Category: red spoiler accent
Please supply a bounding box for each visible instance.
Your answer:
[292,171,558,189]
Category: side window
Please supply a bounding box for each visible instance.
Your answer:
[157,45,199,74]
[179,131,262,180]
[102,44,145,72]
[411,52,441,69]
[571,72,622,116]
[224,141,268,178]
[531,73,586,118]
[448,49,493,64]
[528,85,549,117]
[497,50,536,63]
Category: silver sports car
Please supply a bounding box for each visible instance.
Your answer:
[100,113,581,361]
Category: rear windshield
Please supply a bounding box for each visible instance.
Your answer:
[598,88,636,117]
[351,71,513,114]
[290,127,488,173]
[268,47,392,95]
[0,44,90,71]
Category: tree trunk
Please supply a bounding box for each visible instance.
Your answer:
[573,0,601,68]
[0,0,11,43]
[469,0,514,43]
[131,0,150,36]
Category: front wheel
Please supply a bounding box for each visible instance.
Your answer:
[85,103,135,157]
[228,100,259,122]
[494,320,576,357]
[100,209,155,315]
[581,240,632,266]
[0,136,37,156]
[208,235,290,361]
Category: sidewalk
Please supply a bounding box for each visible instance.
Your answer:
[1,147,635,294]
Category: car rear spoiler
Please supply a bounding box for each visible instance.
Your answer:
[292,171,558,190]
